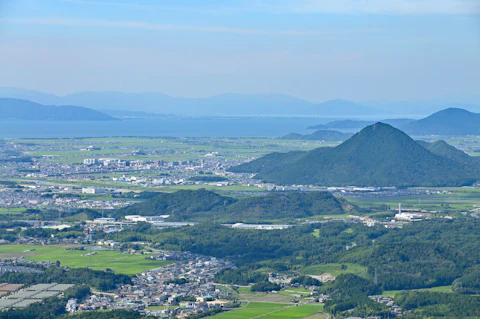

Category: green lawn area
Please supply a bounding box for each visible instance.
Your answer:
[211,303,323,319]
[382,285,453,297]
[298,263,368,278]
[0,208,27,215]
[211,302,289,319]
[236,286,267,298]
[147,306,165,310]
[0,244,172,275]
[262,304,324,319]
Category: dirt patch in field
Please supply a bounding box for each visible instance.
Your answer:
[249,294,293,303]
[303,313,328,319]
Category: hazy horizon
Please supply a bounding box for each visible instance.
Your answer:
[1,0,479,103]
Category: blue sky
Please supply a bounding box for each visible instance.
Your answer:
[0,0,479,102]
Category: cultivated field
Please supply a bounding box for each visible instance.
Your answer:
[210,302,324,319]
[0,245,172,275]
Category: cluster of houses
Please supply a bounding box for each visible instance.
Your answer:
[369,295,405,316]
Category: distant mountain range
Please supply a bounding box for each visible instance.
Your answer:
[0,98,116,121]
[1,87,479,118]
[230,123,479,187]
[0,87,387,117]
[281,130,353,141]
[307,108,480,136]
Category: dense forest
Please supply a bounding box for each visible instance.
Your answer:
[116,189,350,222]
[106,218,480,295]
[0,266,132,291]
[397,291,480,318]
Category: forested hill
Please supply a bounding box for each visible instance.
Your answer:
[420,139,480,169]
[224,191,352,220]
[115,189,236,221]
[0,98,117,121]
[230,123,478,187]
[116,189,351,222]
[402,108,480,135]
[281,130,353,141]
[308,118,415,130]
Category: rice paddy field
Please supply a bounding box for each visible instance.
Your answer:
[210,302,324,319]
[0,244,172,275]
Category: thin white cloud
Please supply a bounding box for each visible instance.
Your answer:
[63,0,480,15]
[0,17,381,35]
[250,0,480,15]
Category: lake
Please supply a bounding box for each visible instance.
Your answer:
[0,117,335,139]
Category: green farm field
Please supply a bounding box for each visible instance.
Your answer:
[210,302,323,319]
[382,285,453,298]
[349,187,480,213]
[0,244,172,275]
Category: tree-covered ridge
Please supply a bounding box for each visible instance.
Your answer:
[106,218,480,294]
[396,291,480,318]
[117,189,350,222]
[421,139,480,170]
[115,188,236,220]
[225,191,349,220]
[0,98,117,121]
[322,274,387,317]
[452,266,480,294]
[281,130,353,141]
[228,150,310,175]
[0,266,132,291]
[231,123,479,187]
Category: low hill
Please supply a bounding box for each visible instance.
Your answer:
[308,118,415,130]
[230,150,322,175]
[115,189,236,220]
[116,189,350,222]
[0,98,116,121]
[402,108,480,136]
[225,191,351,220]
[420,140,480,169]
[231,123,478,187]
[281,130,353,141]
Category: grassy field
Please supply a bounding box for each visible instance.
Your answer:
[211,302,289,319]
[261,304,324,319]
[298,263,368,278]
[211,302,324,319]
[349,187,480,213]
[0,208,27,215]
[0,244,172,275]
[382,285,453,297]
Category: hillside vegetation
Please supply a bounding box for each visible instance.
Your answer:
[116,189,350,222]
[281,130,353,141]
[231,123,478,187]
